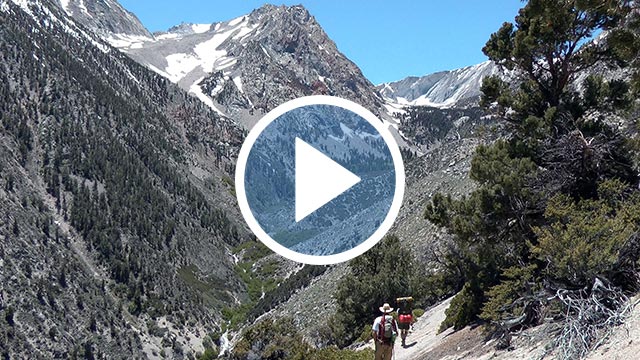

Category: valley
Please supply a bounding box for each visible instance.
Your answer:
[1,0,639,359]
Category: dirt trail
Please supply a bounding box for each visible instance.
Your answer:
[358,298,455,359]
[392,297,452,360]
[371,295,640,360]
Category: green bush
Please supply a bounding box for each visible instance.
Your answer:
[480,264,538,323]
[197,348,218,360]
[438,283,483,333]
[356,323,372,343]
[412,308,425,319]
[423,0,640,335]
[232,317,374,360]
[308,347,374,360]
[532,182,640,288]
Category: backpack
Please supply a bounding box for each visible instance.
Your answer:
[378,315,395,342]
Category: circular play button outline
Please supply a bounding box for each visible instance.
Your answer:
[235,95,405,265]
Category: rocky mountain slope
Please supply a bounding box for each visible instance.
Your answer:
[76,2,506,352]
[0,0,253,357]
[84,4,392,129]
[55,0,151,38]
[377,61,500,108]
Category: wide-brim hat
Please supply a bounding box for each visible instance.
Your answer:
[379,303,394,313]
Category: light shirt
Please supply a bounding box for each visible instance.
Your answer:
[372,314,397,336]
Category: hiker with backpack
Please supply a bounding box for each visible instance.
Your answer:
[396,296,414,347]
[372,303,398,360]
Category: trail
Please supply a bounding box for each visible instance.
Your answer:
[392,297,452,360]
[356,298,452,359]
[379,295,640,360]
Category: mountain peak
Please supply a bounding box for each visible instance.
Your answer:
[159,22,213,36]
[378,61,500,108]
[54,0,151,38]
[249,3,312,24]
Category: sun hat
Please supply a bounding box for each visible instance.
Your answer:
[379,303,394,313]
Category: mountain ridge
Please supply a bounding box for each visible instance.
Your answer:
[378,60,500,108]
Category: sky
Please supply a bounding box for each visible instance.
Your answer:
[119,1,524,85]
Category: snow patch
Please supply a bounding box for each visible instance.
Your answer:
[228,15,244,26]
[59,0,70,15]
[191,23,211,34]
[260,44,271,58]
[232,76,243,93]
[105,33,152,49]
[145,63,172,80]
[10,0,34,16]
[78,0,90,17]
[383,102,406,117]
[165,53,200,83]
[218,329,231,357]
[193,31,234,72]
[155,33,179,40]
[189,79,225,116]
[232,22,258,40]
[215,57,237,70]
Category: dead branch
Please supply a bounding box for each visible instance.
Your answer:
[552,277,632,360]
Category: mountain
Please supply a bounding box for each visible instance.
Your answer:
[55,0,151,38]
[0,0,254,357]
[378,61,500,108]
[96,4,391,129]
[0,0,539,358]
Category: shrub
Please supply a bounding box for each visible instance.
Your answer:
[412,308,425,319]
[532,183,640,288]
[480,264,538,323]
[329,235,417,346]
[438,283,483,333]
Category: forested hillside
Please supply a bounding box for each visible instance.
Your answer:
[0,0,251,357]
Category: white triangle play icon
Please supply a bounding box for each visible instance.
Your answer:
[295,138,361,222]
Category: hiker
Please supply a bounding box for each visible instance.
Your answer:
[396,296,414,346]
[372,303,398,360]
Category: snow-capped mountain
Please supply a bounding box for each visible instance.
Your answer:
[378,61,500,108]
[55,0,151,38]
[86,4,390,129]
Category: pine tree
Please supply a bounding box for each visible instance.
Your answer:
[426,0,640,333]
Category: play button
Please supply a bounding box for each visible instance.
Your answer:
[295,138,361,222]
[235,96,405,265]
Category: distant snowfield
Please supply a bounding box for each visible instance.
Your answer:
[103,14,260,117]
[191,23,211,34]
[379,61,500,109]
[105,33,153,49]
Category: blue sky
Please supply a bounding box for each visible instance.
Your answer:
[119,1,523,84]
